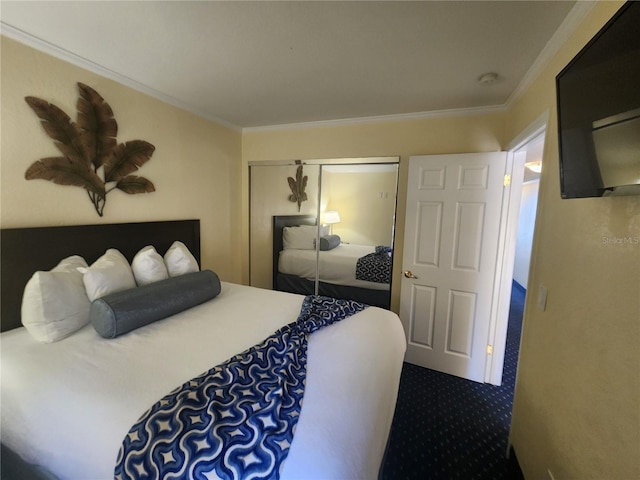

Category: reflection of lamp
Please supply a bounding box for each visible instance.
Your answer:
[323,210,341,234]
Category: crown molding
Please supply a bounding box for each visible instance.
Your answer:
[243,104,507,133]
[0,22,242,131]
[507,110,550,152]
[3,2,593,135]
[0,22,507,133]
[505,1,596,109]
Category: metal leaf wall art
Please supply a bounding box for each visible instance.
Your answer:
[24,82,156,217]
[287,164,308,211]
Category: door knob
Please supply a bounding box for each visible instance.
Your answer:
[404,270,418,279]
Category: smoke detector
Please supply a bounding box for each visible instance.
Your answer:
[478,72,499,85]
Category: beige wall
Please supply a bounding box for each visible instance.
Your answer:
[0,37,244,283]
[243,113,507,310]
[323,169,397,246]
[504,2,639,479]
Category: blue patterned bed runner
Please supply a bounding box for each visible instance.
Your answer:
[356,246,392,284]
[114,295,367,480]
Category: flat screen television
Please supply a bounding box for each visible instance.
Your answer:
[556,1,640,198]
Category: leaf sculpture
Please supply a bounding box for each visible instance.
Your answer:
[287,164,308,212]
[24,83,155,216]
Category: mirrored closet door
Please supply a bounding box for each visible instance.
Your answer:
[250,157,399,309]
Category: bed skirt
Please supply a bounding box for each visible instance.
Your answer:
[275,273,391,309]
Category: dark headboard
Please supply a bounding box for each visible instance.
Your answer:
[0,219,200,332]
[272,215,316,288]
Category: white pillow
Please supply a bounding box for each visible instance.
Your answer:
[164,241,199,277]
[21,255,91,343]
[78,249,137,302]
[131,246,169,286]
[283,225,327,250]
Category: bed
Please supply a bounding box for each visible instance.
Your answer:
[272,215,393,309]
[0,220,406,480]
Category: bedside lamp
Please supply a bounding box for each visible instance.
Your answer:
[323,210,341,234]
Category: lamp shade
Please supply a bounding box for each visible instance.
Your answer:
[323,211,341,224]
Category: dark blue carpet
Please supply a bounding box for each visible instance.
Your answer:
[381,282,525,479]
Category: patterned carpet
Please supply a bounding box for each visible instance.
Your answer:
[381,282,525,480]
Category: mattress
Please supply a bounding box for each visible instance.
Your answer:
[0,282,406,480]
[278,244,389,291]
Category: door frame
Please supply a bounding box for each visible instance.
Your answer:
[484,112,548,384]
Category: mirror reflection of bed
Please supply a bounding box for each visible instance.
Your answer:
[273,215,392,308]
[250,159,399,310]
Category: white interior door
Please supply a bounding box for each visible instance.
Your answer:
[400,152,507,382]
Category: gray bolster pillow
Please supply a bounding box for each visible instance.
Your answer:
[90,270,221,338]
[319,234,341,251]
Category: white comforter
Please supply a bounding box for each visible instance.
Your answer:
[278,244,389,291]
[0,282,406,480]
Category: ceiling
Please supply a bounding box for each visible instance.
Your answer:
[1,1,578,130]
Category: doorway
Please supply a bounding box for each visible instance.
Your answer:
[486,124,546,385]
[400,152,508,383]
[399,123,547,385]
[513,134,543,291]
